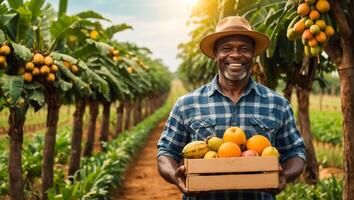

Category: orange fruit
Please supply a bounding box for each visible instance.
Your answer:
[25,62,34,72]
[127,66,134,74]
[40,65,50,76]
[316,31,327,43]
[302,29,314,40]
[316,0,330,13]
[246,135,271,155]
[46,73,55,82]
[0,45,11,56]
[90,30,99,40]
[324,25,335,37]
[297,3,310,16]
[294,19,305,34]
[23,72,33,82]
[50,64,58,73]
[32,67,40,76]
[63,61,71,68]
[308,38,318,47]
[315,19,326,30]
[70,64,79,73]
[309,10,320,21]
[33,53,44,65]
[218,142,241,157]
[44,56,53,66]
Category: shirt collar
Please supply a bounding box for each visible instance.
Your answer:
[207,75,266,97]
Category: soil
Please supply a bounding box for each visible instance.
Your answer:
[111,120,182,200]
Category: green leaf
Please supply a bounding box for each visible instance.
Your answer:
[11,42,32,60]
[75,10,110,21]
[77,60,111,101]
[0,29,5,44]
[104,23,132,39]
[15,6,33,42]
[7,0,23,9]
[55,78,72,91]
[28,89,45,111]
[55,60,92,97]
[28,0,45,21]
[50,15,80,42]
[0,13,18,40]
[51,51,78,64]
[0,74,23,105]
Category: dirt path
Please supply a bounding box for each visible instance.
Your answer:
[111,120,182,200]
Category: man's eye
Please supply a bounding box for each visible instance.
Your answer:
[222,47,231,52]
[241,47,251,52]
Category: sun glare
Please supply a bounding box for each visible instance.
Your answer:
[186,0,198,7]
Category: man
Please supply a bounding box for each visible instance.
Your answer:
[157,16,306,200]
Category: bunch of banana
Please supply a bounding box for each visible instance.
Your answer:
[182,141,209,159]
[287,0,335,57]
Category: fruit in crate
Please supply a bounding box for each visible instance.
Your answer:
[204,151,219,159]
[182,141,209,159]
[223,126,247,150]
[206,136,224,151]
[241,149,258,157]
[246,135,271,155]
[218,142,241,158]
[261,146,280,157]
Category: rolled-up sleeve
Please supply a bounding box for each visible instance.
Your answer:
[157,100,189,164]
[276,104,306,164]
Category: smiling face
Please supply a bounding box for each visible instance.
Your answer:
[214,35,254,82]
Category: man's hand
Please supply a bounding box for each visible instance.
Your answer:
[174,165,188,193]
[264,157,305,196]
[265,166,287,195]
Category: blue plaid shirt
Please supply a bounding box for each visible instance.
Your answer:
[157,75,306,200]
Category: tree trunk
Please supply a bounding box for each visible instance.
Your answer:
[134,99,141,126]
[337,15,354,200]
[8,107,27,200]
[114,101,124,137]
[68,99,86,177]
[296,87,319,184]
[326,2,354,198]
[338,66,354,200]
[124,101,132,130]
[83,101,99,157]
[99,101,111,150]
[283,80,293,103]
[42,91,61,200]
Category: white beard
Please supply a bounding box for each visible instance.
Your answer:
[225,70,247,81]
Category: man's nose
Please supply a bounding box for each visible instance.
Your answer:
[228,48,242,57]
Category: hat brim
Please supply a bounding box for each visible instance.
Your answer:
[199,30,270,58]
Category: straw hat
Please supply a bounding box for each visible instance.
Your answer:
[199,16,270,58]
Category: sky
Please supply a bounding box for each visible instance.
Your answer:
[48,0,197,72]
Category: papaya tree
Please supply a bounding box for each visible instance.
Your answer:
[323,1,353,198]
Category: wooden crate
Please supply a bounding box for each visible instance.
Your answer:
[185,157,279,191]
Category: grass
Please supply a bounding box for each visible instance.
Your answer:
[315,141,343,168]
[0,105,74,129]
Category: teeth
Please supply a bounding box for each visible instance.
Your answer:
[229,63,242,67]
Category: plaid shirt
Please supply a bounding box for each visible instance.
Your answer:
[157,75,306,200]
